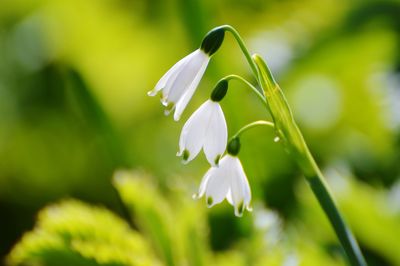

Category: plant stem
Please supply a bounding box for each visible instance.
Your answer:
[298,139,368,266]
[232,120,275,139]
[221,74,268,108]
[217,25,262,85]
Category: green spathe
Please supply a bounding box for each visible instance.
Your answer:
[253,53,367,266]
[252,54,313,176]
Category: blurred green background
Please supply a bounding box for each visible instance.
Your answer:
[1,0,400,265]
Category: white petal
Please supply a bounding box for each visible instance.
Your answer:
[193,167,212,199]
[229,156,251,216]
[177,101,211,163]
[167,50,204,103]
[228,157,244,205]
[203,102,227,166]
[174,53,209,121]
[161,51,198,104]
[195,154,252,216]
[148,50,193,97]
[242,174,252,211]
[204,157,230,206]
[226,188,233,205]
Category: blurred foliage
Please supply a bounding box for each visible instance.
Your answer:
[8,171,350,266]
[6,199,160,266]
[113,170,208,266]
[0,0,400,265]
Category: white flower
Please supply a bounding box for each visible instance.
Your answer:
[148,49,210,121]
[177,100,227,166]
[194,154,252,217]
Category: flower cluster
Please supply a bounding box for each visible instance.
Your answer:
[149,25,368,265]
[148,27,252,217]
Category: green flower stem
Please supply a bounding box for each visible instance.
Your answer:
[252,54,367,266]
[296,134,367,266]
[232,120,275,139]
[216,25,261,85]
[221,74,268,108]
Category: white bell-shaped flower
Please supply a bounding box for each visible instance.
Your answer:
[194,154,252,217]
[148,49,210,121]
[177,100,227,166]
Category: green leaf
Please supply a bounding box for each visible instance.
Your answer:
[113,170,176,266]
[113,170,209,266]
[7,199,159,266]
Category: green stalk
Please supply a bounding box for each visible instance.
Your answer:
[221,74,268,108]
[232,120,275,139]
[251,54,367,266]
[216,25,262,90]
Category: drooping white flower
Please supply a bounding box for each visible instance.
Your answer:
[148,49,210,121]
[148,27,225,121]
[194,154,252,217]
[177,99,227,166]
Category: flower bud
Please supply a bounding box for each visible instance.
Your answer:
[210,79,228,102]
[200,28,225,56]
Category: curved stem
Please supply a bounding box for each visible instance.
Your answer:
[232,120,275,139]
[216,25,261,85]
[221,74,267,108]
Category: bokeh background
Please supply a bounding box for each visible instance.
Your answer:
[1,0,400,265]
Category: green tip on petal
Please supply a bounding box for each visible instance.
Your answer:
[235,201,245,217]
[207,197,213,207]
[182,149,190,161]
[214,154,221,166]
[164,102,174,115]
[238,201,244,212]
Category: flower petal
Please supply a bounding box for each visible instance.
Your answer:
[242,172,252,211]
[167,50,207,104]
[226,188,233,205]
[204,158,230,206]
[193,167,212,199]
[161,51,199,105]
[177,101,211,163]
[174,53,209,121]
[148,50,193,97]
[203,102,227,166]
[229,156,251,216]
[194,154,251,216]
